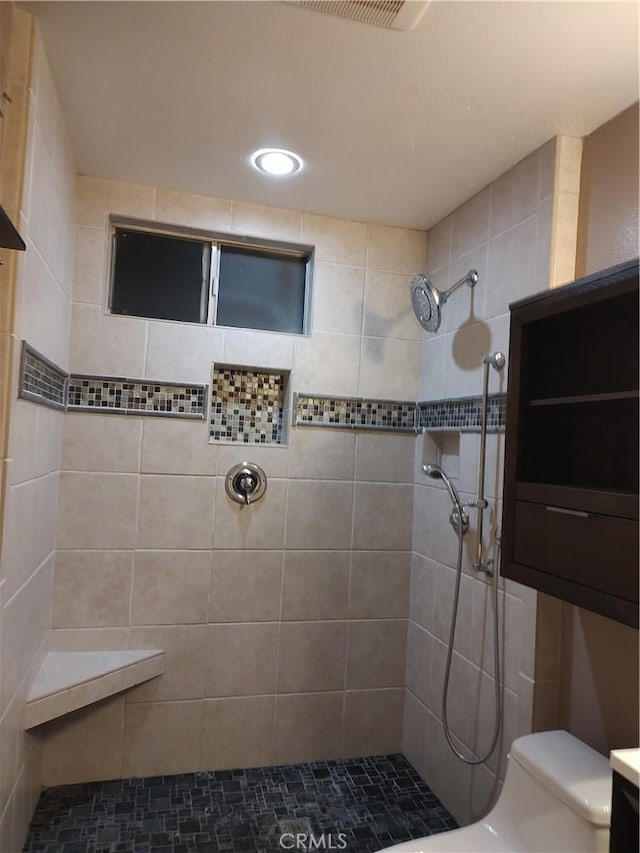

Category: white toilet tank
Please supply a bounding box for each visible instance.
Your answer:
[489,730,612,853]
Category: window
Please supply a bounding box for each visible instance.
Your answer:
[109,221,312,335]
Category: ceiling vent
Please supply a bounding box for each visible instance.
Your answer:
[294,1,431,31]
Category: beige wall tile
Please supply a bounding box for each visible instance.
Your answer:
[402,689,432,782]
[53,550,133,628]
[418,335,446,400]
[15,233,71,369]
[344,688,404,757]
[358,336,419,400]
[131,550,211,625]
[137,474,215,550]
[302,214,367,266]
[49,627,130,651]
[0,695,21,811]
[293,331,360,397]
[282,552,350,621]
[277,621,346,693]
[352,483,413,551]
[274,692,344,764]
[76,175,156,229]
[285,481,353,550]
[490,152,540,237]
[6,400,38,487]
[57,472,138,550]
[406,622,432,706]
[213,477,286,549]
[468,763,501,823]
[69,304,147,377]
[441,244,489,334]
[200,696,275,770]
[209,550,283,622]
[363,270,421,341]
[451,187,491,258]
[73,227,107,305]
[145,321,224,384]
[355,434,415,484]
[141,418,217,475]
[426,215,452,272]
[231,201,303,242]
[41,696,125,786]
[61,413,142,473]
[217,444,289,479]
[122,700,202,777]
[503,593,523,693]
[366,224,427,275]
[350,552,410,619]
[127,625,207,702]
[222,329,295,371]
[155,189,232,232]
[34,407,65,479]
[413,486,458,568]
[408,553,435,631]
[205,623,278,697]
[312,262,364,335]
[346,620,407,689]
[287,429,355,480]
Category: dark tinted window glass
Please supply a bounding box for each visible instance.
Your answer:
[111,229,208,323]
[217,246,306,334]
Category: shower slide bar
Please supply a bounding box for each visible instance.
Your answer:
[473,351,506,575]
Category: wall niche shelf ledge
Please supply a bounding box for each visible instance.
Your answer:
[25,650,165,729]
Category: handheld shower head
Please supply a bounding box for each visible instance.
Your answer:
[423,463,463,509]
[410,269,478,332]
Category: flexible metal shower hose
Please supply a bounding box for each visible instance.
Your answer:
[441,525,502,764]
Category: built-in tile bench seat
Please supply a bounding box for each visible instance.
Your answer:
[24,650,165,729]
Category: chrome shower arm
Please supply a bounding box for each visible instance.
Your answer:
[439,269,478,305]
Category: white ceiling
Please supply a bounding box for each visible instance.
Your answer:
[27,1,639,230]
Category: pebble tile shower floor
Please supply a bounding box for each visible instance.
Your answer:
[24,754,458,853]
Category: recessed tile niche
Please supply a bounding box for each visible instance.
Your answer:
[209,364,288,445]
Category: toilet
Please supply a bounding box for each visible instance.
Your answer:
[380,730,612,852]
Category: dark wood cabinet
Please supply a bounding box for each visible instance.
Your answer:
[501,259,639,627]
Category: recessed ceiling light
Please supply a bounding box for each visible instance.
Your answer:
[250,148,303,176]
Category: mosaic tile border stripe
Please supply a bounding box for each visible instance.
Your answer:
[18,342,67,410]
[209,365,286,444]
[293,392,507,433]
[418,393,507,433]
[293,393,417,433]
[68,375,207,419]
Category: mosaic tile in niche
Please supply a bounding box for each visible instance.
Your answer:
[209,365,286,444]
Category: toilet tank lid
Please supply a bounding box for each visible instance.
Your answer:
[510,731,612,826]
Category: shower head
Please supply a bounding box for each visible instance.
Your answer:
[410,269,478,332]
[423,463,463,509]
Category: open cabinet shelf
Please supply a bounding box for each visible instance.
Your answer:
[501,259,639,628]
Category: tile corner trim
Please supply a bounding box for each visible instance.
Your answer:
[18,341,67,410]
